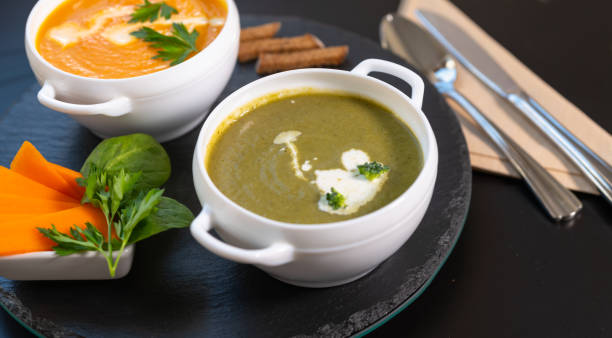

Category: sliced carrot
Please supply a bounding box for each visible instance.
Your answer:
[0,166,76,202]
[48,162,86,199]
[0,194,80,214]
[10,141,81,200]
[0,204,108,256]
[0,214,37,223]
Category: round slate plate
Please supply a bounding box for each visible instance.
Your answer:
[0,15,470,337]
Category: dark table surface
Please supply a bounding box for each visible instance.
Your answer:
[1,0,611,337]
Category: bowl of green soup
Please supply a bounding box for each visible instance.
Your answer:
[190,59,438,287]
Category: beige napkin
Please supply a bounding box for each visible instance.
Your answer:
[398,0,612,194]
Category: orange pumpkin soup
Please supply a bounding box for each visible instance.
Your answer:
[36,0,227,79]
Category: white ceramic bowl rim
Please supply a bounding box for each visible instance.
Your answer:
[25,0,234,83]
[195,65,438,231]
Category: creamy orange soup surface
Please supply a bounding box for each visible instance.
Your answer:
[36,0,227,79]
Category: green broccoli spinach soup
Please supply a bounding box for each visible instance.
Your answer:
[206,90,423,224]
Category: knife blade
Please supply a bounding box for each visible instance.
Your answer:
[417,9,612,204]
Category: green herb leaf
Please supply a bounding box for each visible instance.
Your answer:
[158,3,178,20]
[171,22,199,48]
[80,222,106,247]
[129,0,178,23]
[326,187,346,210]
[128,197,194,244]
[80,134,171,192]
[118,188,164,238]
[357,161,389,181]
[110,169,141,216]
[131,23,199,66]
[37,224,103,256]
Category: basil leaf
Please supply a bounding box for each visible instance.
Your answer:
[80,134,171,191]
[128,197,194,244]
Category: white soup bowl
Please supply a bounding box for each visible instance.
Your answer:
[191,59,438,287]
[25,0,239,142]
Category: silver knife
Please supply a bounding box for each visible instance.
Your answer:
[417,10,612,205]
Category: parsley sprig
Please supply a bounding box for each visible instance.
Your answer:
[131,23,200,66]
[326,187,346,210]
[129,0,178,23]
[357,161,389,181]
[38,164,163,277]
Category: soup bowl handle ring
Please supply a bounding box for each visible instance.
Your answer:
[351,58,425,111]
[37,81,132,117]
[190,210,295,266]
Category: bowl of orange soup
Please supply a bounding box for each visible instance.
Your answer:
[25,0,239,142]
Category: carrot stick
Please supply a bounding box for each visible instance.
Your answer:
[0,214,39,223]
[0,166,76,202]
[48,162,86,199]
[10,141,81,200]
[0,194,80,214]
[0,204,107,256]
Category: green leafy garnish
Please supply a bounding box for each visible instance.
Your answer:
[357,161,389,181]
[39,164,163,277]
[129,0,178,23]
[38,134,194,278]
[128,197,194,244]
[131,23,199,66]
[37,223,108,256]
[80,133,171,192]
[326,187,346,210]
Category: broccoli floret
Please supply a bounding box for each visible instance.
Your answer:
[326,187,346,210]
[357,161,389,181]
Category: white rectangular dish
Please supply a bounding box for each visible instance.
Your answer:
[0,245,134,280]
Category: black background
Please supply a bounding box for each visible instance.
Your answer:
[1,0,611,337]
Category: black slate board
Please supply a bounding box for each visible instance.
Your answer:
[0,15,471,337]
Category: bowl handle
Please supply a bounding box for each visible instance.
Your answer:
[351,59,425,111]
[37,81,132,117]
[190,209,295,266]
